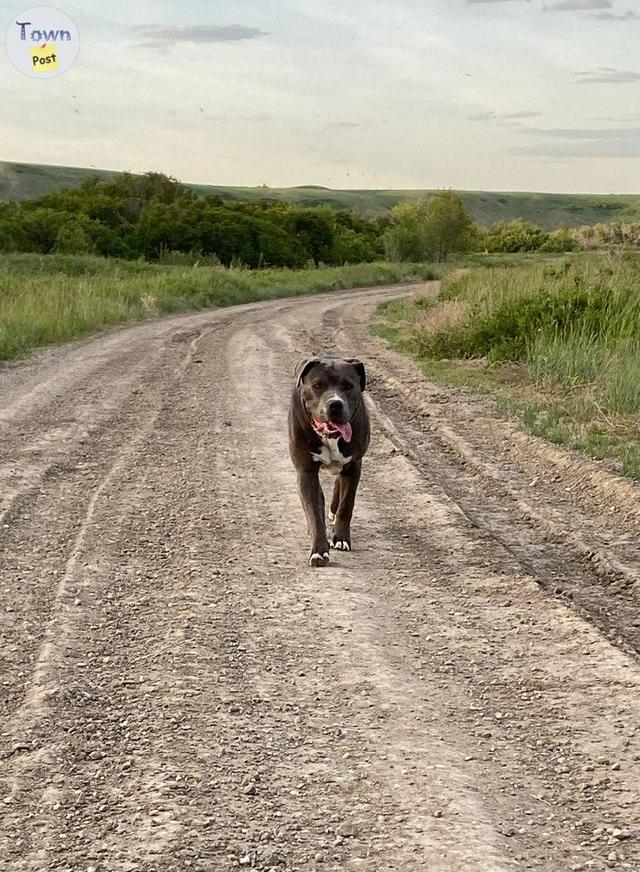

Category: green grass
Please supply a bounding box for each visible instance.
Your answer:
[3,161,640,228]
[499,393,640,480]
[374,253,640,479]
[416,254,640,364]
[0,253,438,362]
[452,251,575,269]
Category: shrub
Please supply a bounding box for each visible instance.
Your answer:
[539,225,579,253]
[55,219,96,254]
[411,256,640,363]
[484,219,548,253]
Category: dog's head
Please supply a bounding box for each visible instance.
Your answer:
[294,356,366,443]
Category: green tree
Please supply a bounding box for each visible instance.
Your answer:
[384,192,473,262]
[17,208,66,253]
[54,218,97,254]
[424,190,473,262]
[286,209,336,264]
[332,227,377,264]
[383,199,432,261]
[0,171,387,267]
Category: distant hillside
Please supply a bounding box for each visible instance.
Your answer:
[2,160,639,230]
[0,162,118,202]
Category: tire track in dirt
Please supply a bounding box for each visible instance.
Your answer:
[1,327,213,867]
[0,323,207,526]
[0,327,205,735]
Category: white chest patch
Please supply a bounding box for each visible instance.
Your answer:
[312,438,352,474]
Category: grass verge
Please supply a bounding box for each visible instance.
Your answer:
[0,254,439,362]
[373,253,640,479]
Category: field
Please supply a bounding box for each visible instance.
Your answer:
[3,159,640,228]
[0,253,437,361]
[375,253,640,478]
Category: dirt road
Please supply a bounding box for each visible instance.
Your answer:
[1,282,640,872]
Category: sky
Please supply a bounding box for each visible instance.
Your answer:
[1,0,640,193]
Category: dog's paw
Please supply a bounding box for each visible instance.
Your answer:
[328,511,336,523]
[331,537,351,552]
[309,551,330,567]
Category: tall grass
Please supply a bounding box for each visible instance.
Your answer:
[0,254,438,361]
[527,333,640,412]
[376,253,640,476]
[411,255,640,415]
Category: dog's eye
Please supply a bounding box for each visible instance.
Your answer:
[312,381,324,391]
[341,381,355,391]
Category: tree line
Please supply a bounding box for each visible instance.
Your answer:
[0,172,633,267]
[0,172,385,267]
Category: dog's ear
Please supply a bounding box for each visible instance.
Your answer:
[345,358,366,392]
[294,357,320,386]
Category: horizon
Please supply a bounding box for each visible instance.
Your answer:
[2,0,640,194]
[2,158,638,199]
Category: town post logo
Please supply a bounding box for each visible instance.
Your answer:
[6,7,79,77]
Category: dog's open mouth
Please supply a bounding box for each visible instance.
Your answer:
[312,419,353,442]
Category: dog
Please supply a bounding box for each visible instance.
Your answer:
[288,356,370,566]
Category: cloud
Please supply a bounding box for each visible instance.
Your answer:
[134,24,268,51]
[522,126,640,139]
[594,10,640,19]
[589,114,640,121]
[207,114,272,123]
[544,0,611,10]
[512,124,640,157]
[512,141,640,157]
[468,110,542,124]
[503,111,544,120]
[574,67,640,83]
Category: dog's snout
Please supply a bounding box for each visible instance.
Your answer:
[327,397,345,418]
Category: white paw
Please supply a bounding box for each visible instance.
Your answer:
[328,511,335,523]
[331,540,351,551]
[309,551,330,567]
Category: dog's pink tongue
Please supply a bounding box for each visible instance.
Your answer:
[334,422,352,443]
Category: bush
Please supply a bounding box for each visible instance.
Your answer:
[483,219,548,253]
[539,225,579,253]
[420,257,640,361]
[55,219,96,254]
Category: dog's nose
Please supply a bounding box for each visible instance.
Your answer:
[327,398,345,418]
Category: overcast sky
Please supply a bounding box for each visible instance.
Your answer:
[2,0,640,193]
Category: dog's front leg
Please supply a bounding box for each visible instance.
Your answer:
[331,460,361,551]
[297,468,329,567]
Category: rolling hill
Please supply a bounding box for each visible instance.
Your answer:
[2,160,639,229]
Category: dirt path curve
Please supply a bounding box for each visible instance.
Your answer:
[1,282,639,872]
